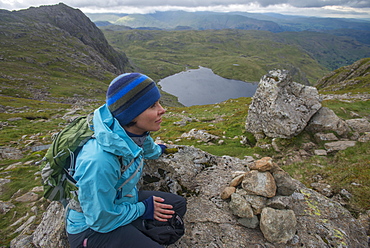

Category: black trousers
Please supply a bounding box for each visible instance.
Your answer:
[68,191,187,248]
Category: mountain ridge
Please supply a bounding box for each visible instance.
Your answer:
[0,4,132,103]
[16,3,132,74]
[88,10,370,36]
[1,4,369,102]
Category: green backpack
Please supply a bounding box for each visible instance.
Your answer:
[40,114,94,209]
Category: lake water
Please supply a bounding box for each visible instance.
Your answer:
[158,67,258,106]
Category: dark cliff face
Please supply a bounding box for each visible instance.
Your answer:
[16,3,132,74]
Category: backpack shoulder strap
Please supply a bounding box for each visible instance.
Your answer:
[116,158,144,191]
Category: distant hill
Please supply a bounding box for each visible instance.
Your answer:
[102,28,370,85]
[90,11,283,32]
[88,11,370,43]
[0,4,132,103]
[233,12,370,32]
[275,31,370,71]
[325,29,370,45]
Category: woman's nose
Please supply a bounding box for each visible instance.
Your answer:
[158,104,166,115]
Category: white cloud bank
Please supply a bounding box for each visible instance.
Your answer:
[0,0,369,19]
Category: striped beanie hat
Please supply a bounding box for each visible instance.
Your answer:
[106,73,161,126]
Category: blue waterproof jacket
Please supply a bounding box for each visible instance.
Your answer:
[66,104,162,234]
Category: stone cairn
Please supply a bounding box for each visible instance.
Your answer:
[221,156,299,244]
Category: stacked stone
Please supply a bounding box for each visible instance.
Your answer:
[221,157,300,244]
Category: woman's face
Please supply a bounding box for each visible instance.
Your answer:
[125,101,166,135]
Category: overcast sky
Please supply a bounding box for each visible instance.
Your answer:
[1,0,370,19]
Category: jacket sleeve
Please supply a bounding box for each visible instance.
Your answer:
[74,141,146,233]
[142,135,163,159]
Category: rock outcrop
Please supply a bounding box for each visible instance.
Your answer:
[245,69,322,138]
[20,146,367,248]
[0,4,133,104]
[305,107,351,137]
[244,69,370,156]
[16,3,132,74]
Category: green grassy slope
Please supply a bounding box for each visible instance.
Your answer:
[102,29,329,84]
[316,58,370,94]
[277,31,370,71]
[0,8,120,102]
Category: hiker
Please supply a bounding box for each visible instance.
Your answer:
[66,73,187,248]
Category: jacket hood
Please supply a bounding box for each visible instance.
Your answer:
[93,104,142,159]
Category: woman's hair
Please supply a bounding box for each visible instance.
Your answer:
[125,121,136,128]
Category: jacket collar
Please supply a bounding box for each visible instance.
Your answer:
[93,104,142,158]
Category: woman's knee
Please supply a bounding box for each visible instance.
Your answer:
[139,190,187,216]
[164,193,187,217]
[175,196,187,217]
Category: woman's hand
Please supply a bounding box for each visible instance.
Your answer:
[153,196,174,222]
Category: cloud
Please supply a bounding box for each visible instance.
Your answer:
[70,0,370,9]
[71,0,370,9]
[286,0,370,8]
[0,0,369,19]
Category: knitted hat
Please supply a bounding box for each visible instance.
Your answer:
[106,73,161,126]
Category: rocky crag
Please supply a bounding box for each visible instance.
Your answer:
[15,3,132,74]
[0,4,133,104]
[316,57,370,92]
[9,147,368,247]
